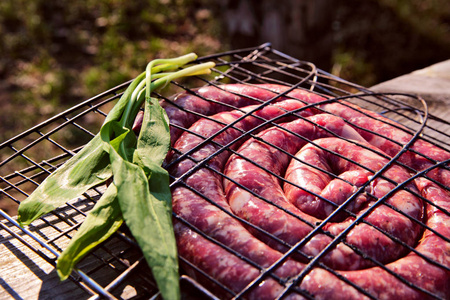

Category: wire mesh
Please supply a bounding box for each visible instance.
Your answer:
[1,43,449,299]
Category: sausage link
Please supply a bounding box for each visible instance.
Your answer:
[174,221,306,300]
[284,138,423,266]
[223,115,380,270]
[160,84,322,146]
[163,83,450,299]
[171,100,313,293]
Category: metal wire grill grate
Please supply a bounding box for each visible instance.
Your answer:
[1,43,449,299]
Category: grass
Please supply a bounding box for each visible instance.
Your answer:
[0,0,224,143]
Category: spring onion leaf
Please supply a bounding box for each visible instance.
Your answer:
[17,53,215,300]
[17,72,147,226]
[56,183,122,281]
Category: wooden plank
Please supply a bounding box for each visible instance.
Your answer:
[368,60,450,145]
[370,60,450,108]
[0,191,148,300]
[0,216,92,300]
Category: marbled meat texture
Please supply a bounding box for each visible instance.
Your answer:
[155,84,450,299]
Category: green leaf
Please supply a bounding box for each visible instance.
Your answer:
[56,183,123,280]
[103,72,146,125]
[17,72,147,227]
[109,142,179,300]
[18,135,111,226]
[100,103,179,300]
[100,121,136,161]
[135,96,170,166]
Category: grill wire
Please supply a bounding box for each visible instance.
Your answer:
[0,43,449,299]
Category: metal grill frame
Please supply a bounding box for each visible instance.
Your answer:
[1,43,449,299]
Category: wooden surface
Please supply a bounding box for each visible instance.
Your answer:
[1,60,450,300]
[0,191,142,300]
[370,59,450,119]
[0,215,91,300]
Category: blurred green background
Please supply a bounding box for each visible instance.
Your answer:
[0,0,449,143]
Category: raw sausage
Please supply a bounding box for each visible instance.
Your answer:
[162,84,323,146]
[223,124,422,270]
[163,84,449,299]
[170,100,313,298]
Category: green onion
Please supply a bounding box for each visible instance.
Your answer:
[18,54,215,300]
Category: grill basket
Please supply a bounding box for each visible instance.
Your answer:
[1,43,449,300]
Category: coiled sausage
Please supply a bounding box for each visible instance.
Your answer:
[163,84,449,299]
